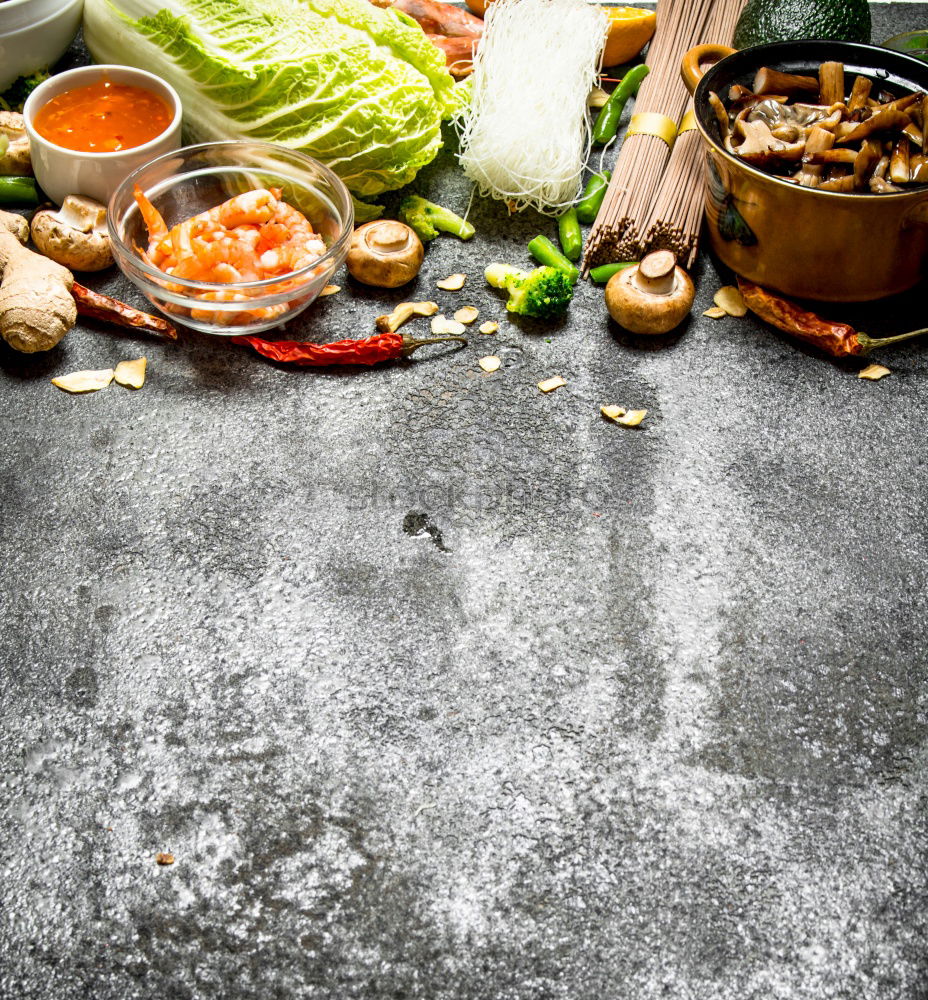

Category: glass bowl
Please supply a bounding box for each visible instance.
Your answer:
[108,141,354,335]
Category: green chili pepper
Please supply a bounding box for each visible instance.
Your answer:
[589,261,636,283]
[0,176,39,205]
[593,64,650,146]
[576,171,612,223]
[527,235,579,283]
[557,207,582,262]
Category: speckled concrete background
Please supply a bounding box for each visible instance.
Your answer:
[2,7,927,999]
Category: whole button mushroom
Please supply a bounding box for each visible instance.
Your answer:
[605,250,695,335]
[346,220,424,288]
[31,195,113,272]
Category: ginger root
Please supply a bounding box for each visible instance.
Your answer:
[0,209,76,352]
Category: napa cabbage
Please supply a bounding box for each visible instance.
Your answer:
[83,0,465,218]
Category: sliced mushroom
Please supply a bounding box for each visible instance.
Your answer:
[854,138,883,188]
[752,67,819,99]
[30,196,113,272]
[747,100,831,130]
[870,175,903,193]
[734,119,777,153]
[912,154,928,183]
[818,62,845,108]
[733,119,805,166]
[847,75,872,115]
[818,174,857,192]
[707,91,730,142]
[794,126,835,187]
[902,121,923,150]
[837,109,913,145]
[872,93,921,115]
[890,137,911,184]
[770,123,802,143]
[728,86,788,114]
[802,148,858,165]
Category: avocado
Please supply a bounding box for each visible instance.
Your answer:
[734,0,871,49]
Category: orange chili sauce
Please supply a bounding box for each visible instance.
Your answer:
[33,79,173,153]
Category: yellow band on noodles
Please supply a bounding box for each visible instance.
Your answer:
[627,112,678,147]
[677,109,698,135]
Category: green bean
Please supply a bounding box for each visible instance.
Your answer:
[557,207,582,262]
[0,176,38,205]
[575,171,611,223]
[589,261,636,283]
[592,63,650,146]
[527,235,579,283]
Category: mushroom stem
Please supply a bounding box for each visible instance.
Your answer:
[365,221,414,254]
[633,250,677,295]
[604,251,695,335]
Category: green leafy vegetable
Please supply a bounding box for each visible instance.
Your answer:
[83,0,466,217]
[398,195,474,241]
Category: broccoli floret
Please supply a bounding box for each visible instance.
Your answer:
[485,264,574,320]
[0,70,50,113]
[398,195,475,242]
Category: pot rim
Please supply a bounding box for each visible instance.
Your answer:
[693,38,928,202]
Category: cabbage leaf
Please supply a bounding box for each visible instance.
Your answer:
[83,0,464,214]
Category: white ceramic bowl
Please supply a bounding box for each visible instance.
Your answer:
[24,64,183,206]
[0,0,84,92]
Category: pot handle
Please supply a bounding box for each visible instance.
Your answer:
[681,44,738,95]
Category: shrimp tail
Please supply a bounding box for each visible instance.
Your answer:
[133,185,169,243]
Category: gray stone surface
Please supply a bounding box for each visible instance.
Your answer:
[1,6,927,999]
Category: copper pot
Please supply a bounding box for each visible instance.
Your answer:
[681,40,928,302]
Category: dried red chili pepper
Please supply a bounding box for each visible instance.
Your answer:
[737,277,928,357]
[232,331,467,366]
[71,282,178,340]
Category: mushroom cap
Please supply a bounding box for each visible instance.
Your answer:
[346,220,424,288]
[605,259,695,335]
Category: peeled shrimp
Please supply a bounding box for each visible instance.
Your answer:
[134,184,325,323]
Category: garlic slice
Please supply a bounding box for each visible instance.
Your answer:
[714,286,747,317]
[616,409,647,427]
[51,368,115,393]
[454,306,479,325]
[431,315,467,336]
[858,363,891,381]
[114,358,147,389]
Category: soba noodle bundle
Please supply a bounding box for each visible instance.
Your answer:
[456,0,609,215]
